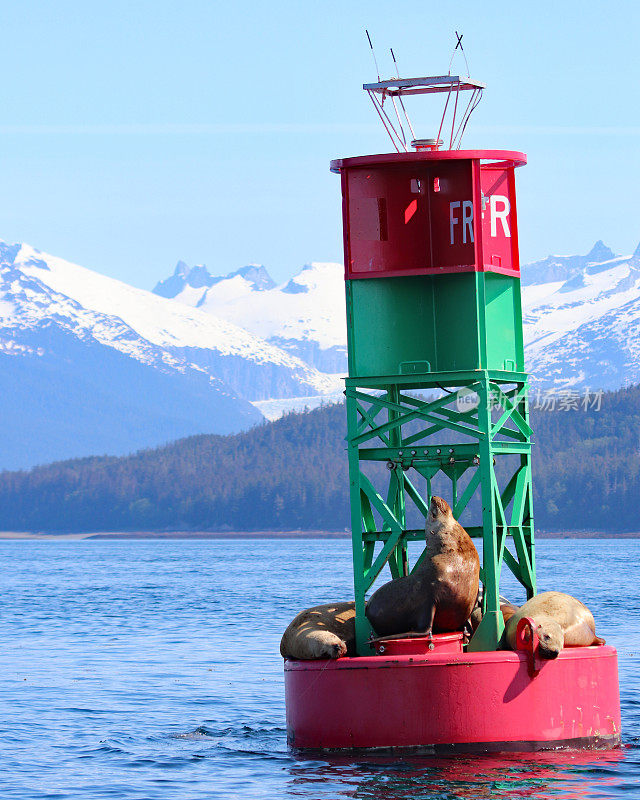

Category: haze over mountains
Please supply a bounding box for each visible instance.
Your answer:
[0,237,638,469]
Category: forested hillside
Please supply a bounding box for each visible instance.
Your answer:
[1,384,639,533]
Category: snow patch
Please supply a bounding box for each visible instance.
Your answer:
[252,392,344,421]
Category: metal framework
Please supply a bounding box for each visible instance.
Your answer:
[364,75,486,96]
[364,75,485,153]
[338,64,532,656]
[346,369,535,655]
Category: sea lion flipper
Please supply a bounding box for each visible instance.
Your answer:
[415,601,436,636]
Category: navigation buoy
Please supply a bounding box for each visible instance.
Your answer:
[283,65,621,752]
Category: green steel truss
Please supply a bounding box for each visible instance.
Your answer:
[345,369,535,655]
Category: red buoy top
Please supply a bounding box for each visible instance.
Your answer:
[331,149,526,280]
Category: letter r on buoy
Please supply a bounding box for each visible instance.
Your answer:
[490,195,511,238]
[462,200,474,244]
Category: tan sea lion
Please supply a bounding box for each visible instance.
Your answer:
[503,591,605,658]
[280,602,356,660]
[365,496,480,637]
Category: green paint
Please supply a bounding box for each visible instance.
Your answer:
[346,273,524,378]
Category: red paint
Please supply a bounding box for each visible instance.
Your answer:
[330,150,527,171]
[404,199,418,224]
[515,616,547,675]
[284,638,621,751]
[480,164,520,277]
[374,633,463,656]
[331,149,525,280]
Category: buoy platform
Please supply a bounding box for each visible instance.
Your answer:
[285,626,621,752]
[283,66,623,756]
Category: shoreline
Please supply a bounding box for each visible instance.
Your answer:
[0,530,639,541]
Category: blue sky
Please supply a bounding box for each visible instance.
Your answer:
[1,1,638,287]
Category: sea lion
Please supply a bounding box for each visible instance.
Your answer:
[365,496,480,637]
[500,600,519,626]
[503,591,605,658]
[466,587,518,639]
[280,601,356,660]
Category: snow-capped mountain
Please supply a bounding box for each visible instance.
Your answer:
[521,241,617,286]
[0,242,341,469]
[154,261,347,373]
[153,261,276,300]
[522,242,640,389]
[156,241,640,393]
[3,235,638,470]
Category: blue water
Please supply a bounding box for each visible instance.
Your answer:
[0,538,638,799]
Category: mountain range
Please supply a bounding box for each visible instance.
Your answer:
[0,236,638,470]
[154,259,347,374]
[155,239,640,394]
[0,242,339,469]
[521,241,640,389]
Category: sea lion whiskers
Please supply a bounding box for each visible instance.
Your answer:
[534,617,563,658]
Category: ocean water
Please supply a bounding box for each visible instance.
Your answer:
[0,538,638,799]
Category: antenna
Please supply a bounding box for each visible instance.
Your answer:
[390,47,400,79]
[365,30,381,83]
[448,31,471,77]
[388,47,417,146]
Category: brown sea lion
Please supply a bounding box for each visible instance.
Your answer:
[280,602,356,660]
[365,496,480,637]
[503,591,605,658]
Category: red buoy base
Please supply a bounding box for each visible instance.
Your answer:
[284,637,621,752]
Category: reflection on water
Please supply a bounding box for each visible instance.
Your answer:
[287,749,629,799]
[0,538,637,799]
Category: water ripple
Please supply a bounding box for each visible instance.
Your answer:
[0,538,637,799]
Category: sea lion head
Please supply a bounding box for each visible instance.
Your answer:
[330,640,348,658]
[536,619,563,658]
[427,495,452,531]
